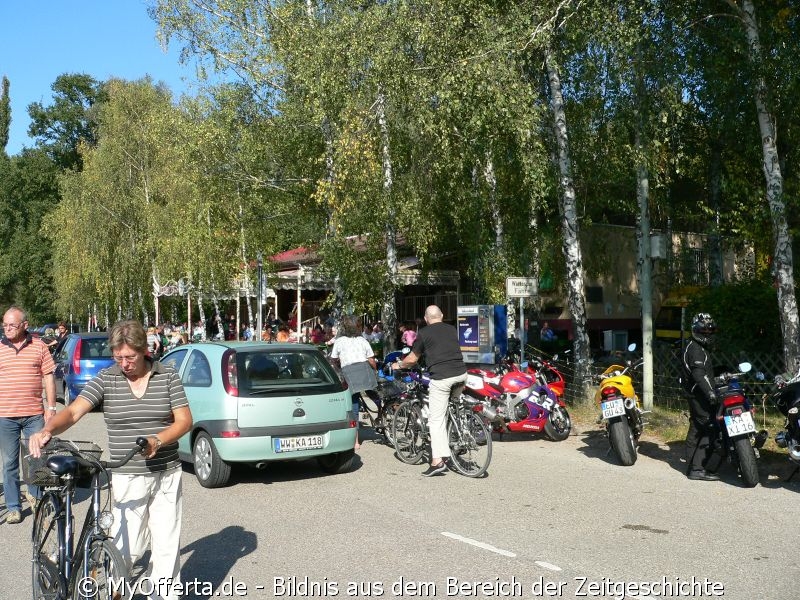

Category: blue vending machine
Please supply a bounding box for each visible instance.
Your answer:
[457,305,507,365]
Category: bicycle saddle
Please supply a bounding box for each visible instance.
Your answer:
[46,455,82,477]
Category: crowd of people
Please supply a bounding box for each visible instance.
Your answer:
[0,299,729,600]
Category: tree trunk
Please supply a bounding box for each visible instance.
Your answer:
[734,0,800,372]
[484,153,503,250]
[544,45,592,400]
[377,89,397,353]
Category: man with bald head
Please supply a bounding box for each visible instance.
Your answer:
[393,305,467,476]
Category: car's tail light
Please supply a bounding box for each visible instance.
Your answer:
[73,338,82,375]
[222,349,238,397]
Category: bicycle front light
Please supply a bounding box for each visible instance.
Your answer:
[99,511,114,530]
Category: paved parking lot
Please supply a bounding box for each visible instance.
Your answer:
[4,410,799,599]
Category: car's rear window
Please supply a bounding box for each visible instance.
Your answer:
[79,338,111,359]
[236,349,342,396]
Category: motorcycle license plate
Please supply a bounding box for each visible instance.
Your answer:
[724,412,756,436]
[601,399,625,419]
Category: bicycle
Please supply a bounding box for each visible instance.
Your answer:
[355,389,404,446]
[354,361,411,445]
[391,373,492,477]
[26,436,148,600]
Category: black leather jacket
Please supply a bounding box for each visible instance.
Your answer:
[682,339,715,401]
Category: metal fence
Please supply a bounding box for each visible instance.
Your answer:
[531,342,786,413]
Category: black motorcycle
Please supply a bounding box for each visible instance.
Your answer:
[770,370,800,479]
[704,363,768,487]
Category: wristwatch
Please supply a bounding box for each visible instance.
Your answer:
[152,436,163,452]
[46,405,57,412]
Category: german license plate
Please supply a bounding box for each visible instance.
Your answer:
[601,399,625,419]
[273,435,324,453]
[724,412,756,436]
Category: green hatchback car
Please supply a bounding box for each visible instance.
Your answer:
[160,342,357,488]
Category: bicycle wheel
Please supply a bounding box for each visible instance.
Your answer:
[71,539,128,600]
[379,397,403,446]
[447,409,492,477]
[392,401,426,464]
[32,493,63,600]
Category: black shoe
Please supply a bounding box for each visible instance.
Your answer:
[688,469,720,481]
[422,461,448,477]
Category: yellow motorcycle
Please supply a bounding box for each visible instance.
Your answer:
[594,346,644,466]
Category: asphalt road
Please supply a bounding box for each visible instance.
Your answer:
[4,411,798,599]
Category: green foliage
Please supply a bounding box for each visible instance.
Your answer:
[687,279,781,355]
[27,73,106,170]
[0,76,10,153]
[0,149,60,322]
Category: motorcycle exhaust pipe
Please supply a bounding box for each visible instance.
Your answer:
[623,398,636,410]
[481,403,498,421]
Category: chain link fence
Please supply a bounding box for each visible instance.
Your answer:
[527,342,786,415]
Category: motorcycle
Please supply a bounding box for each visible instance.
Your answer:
[770,369,800,479]
[704,362,767,487]
[523,356,566,398]
[505,346,567,398]
[594,345,644,466]
[464,360,572,441]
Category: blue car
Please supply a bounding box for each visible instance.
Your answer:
[53,332,114,405]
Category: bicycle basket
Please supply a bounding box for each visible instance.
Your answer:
[22,439,103,487]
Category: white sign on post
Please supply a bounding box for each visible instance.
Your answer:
[506,277,538,298]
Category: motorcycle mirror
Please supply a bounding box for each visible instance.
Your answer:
[627,343,637,352]
[401,347,411,356]
[552,354,559,361]
[738,362,752,373]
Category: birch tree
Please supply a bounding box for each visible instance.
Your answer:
[726,0,799,372]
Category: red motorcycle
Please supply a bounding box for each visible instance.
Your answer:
[522,356,566,398]
[463,361,572,441]
[504,349,567,398]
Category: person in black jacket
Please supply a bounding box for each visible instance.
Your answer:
[681,313,720,481]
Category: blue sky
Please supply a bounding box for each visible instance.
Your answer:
[1,1,205,155]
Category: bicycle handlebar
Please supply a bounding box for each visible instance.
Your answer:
[99,436,149,469]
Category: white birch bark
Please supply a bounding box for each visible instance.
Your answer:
[732,0,800,372]
[238,198,254,327]
[484,153,503,250]
[545,45,592,398]
[377,89,398,352]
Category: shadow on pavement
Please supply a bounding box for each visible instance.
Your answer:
[180,525,258,598]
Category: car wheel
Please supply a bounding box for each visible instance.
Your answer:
[193,432,232,488]
[317,450,356,474]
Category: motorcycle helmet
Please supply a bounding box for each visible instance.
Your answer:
[691,312,716,346]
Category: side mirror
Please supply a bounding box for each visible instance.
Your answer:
[738,362,752,374]
[627,343,637,352]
